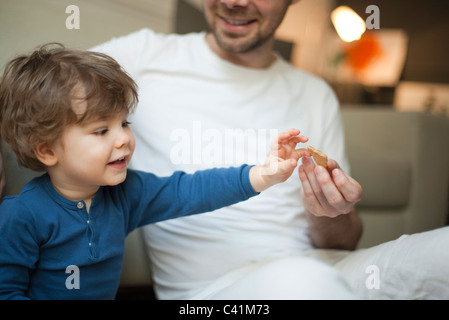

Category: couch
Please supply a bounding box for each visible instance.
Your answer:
[1,106,448,295]
[341,106,449,248]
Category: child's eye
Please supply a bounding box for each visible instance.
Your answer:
[94,129,108,136]
[122,121,131,127]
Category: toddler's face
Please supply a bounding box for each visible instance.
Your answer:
[51,98,135,190]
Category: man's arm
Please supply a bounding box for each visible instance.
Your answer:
[299,156,363,250]
[306,207,362,250]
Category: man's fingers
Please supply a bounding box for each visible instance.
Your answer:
[315,165,348,212]
[326,158,340,172]
[302,157,330,207]
[300,156,361,217]
[332,169,363,203]
[298,165,326,216]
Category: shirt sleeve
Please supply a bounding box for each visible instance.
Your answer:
[0,199,38,300]
[89,28,155,79]
[123,165,258,232]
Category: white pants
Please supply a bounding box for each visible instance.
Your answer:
[192,227,449,300]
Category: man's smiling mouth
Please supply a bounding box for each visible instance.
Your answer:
[224,18,256,26]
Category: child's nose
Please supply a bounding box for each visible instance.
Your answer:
[116,130,131,149]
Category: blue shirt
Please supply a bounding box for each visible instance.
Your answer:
[0,166,256,300]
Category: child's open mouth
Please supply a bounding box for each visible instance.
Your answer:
[108,157,127,169]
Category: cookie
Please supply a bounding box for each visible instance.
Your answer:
[307,146,328,168]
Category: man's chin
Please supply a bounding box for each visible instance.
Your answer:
[215,32,261,54]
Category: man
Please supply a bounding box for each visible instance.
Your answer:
[93,0,448,300]
[203,0,363,250]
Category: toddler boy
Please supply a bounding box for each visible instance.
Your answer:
[0,44,309,299]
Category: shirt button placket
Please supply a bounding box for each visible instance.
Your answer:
[77,201,95,257]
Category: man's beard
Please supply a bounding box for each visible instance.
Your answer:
[206,5,284,55]
[211,28,274,54]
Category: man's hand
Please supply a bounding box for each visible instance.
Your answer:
[250,129,309,193]
[298,156,362,218]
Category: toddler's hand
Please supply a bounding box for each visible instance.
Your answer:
[250,129,310,193]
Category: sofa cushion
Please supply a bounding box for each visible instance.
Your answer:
[348,146,411,208]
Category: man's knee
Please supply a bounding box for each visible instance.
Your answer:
[211,256,357,299]
[260,257,356,299]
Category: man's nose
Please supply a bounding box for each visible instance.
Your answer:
[220,0,250,9]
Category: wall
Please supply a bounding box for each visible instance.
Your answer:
[336,0,449,84]
[0,0,177,70]
[276,0,335,76]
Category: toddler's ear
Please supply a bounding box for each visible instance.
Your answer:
[34,142,58,167]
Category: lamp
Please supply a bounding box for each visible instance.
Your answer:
[331,6,366,42]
